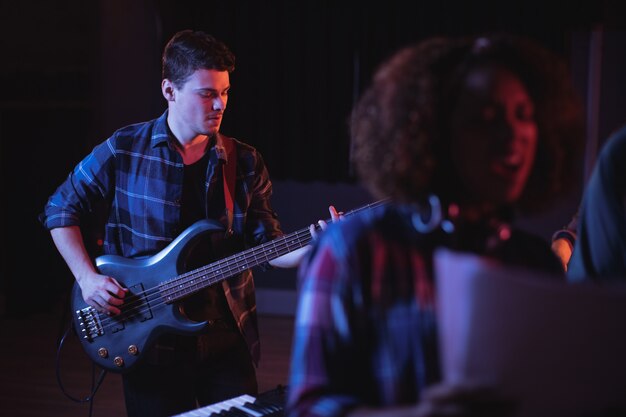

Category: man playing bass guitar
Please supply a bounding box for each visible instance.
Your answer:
[39,29,341,417]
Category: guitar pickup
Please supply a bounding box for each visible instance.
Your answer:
[123,283,153,323]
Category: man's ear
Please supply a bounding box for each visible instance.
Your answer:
[161,79,175,101]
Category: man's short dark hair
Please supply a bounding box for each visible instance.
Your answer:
[162,30,235,88]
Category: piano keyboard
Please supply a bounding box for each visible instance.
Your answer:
[171,386,286,417]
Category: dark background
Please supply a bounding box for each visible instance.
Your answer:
[1,0,625,316]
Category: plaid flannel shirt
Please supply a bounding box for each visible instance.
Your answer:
[39,110,283,364]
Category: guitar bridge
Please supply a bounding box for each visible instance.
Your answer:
[76,306,104,341]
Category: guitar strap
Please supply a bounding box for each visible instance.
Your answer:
[217,134,236,238]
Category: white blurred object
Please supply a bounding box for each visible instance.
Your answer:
[435,248,626,417]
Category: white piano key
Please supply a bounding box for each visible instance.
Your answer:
[171,394,266,417]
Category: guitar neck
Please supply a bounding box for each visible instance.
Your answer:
[159,200,387,302]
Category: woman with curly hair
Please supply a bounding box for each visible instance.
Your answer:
[286,34,584,417]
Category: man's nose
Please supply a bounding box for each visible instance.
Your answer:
[213,96,226,111]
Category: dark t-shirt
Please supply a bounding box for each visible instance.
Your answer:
[180,152,232,323]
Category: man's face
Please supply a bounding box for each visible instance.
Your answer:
[167,68,230,139]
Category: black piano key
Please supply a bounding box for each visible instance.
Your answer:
[241,401,272,414]
[217,407,254,417]
[241,399,282,415]
[240,401,265,414]
[255,399,282,412]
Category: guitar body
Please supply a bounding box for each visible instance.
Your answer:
[71,219,226,373]
[70,200,385,374]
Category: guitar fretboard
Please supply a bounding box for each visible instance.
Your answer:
[159,200,387,302]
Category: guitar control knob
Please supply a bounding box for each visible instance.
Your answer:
[128,345,139,355]
[98,348,109,358]
[114,356,124,367]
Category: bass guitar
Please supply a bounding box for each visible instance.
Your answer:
[71,200,386,373]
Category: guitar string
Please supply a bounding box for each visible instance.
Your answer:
[84,200,388,335]
[83,200,387,335]
[88,200,387,333]
[86,228,314,332]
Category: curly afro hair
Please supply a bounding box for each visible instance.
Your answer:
[350,34,584,214]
